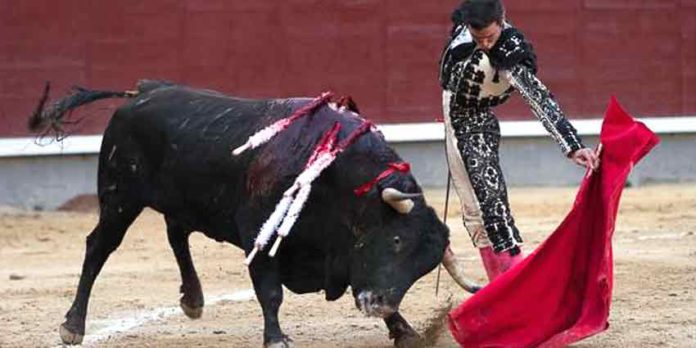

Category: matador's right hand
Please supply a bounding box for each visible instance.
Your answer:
[570,147,600,171]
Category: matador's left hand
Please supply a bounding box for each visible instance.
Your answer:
[570,147,600,171]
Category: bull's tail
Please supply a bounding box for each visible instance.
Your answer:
[28,82,137,140]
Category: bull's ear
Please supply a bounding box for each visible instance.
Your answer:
[381,188,421,214]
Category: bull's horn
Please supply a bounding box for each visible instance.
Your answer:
[442,247,481,294]
[381,188,422,214]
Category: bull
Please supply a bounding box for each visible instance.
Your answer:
[29,80,479,347]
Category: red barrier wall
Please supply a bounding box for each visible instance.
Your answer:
[0,0,694,136]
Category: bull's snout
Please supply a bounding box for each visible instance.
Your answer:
[355,291,398,318]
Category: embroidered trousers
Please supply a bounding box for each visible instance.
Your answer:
[443,91,522,253]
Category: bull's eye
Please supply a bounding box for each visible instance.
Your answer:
[393,236,402,253]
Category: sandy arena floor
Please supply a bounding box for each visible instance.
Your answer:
[0,184,694,347]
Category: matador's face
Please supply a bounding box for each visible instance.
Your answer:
[469,21,503,52]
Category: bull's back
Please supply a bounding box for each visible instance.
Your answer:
[100,84,292,239]
[125,84,286,151]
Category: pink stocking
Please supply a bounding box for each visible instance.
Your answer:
[479,246,524,281]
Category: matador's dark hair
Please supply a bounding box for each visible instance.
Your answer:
[451,0,504,30]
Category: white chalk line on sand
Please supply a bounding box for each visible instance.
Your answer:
[59,289,256,347]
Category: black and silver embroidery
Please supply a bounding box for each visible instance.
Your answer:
[439,24,477,89]
[449,108,522,252]
[505,66,583,155]
[487,28,537,72]
[446,50,515,110]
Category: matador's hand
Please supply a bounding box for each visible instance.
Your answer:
[570,147,600,171]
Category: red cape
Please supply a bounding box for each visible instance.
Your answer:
[448,98,660,347]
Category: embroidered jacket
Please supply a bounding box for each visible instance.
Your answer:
[440,23,583,155]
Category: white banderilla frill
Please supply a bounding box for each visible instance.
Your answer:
[244,152,336,266]
[232,92,334,156]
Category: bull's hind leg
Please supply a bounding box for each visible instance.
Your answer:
[60,200,143,345]
[165,217,204,319]
[385,312,423,348]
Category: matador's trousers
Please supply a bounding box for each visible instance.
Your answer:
[442,91,523,253]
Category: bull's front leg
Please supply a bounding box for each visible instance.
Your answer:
[249,255,293,348]
[384,312,423,348]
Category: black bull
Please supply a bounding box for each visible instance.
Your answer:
[29,80,478,347]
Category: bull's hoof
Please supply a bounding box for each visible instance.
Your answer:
[180,298,203,319]
[59,323,84,345]
[394,332,423,348]
[265,336,294,348]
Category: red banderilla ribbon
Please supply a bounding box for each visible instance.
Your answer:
[354,162,411,197]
